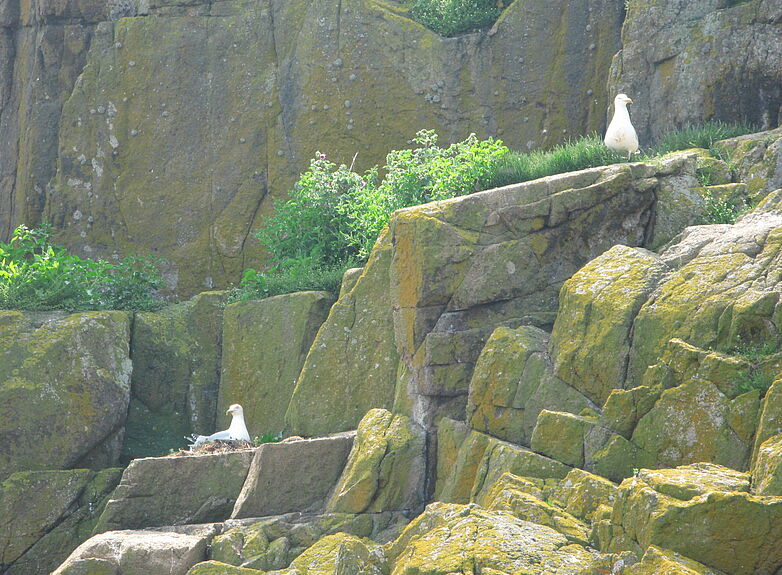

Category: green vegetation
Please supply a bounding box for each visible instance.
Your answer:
[236,121,757,302]
[253,431,284,445]
[702,191,745,225]
[725,336,781,395]
[409,0,503,37]
[0,224,163,311]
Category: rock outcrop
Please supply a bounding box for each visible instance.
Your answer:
[609,0,782,144]
[0,310,132,479]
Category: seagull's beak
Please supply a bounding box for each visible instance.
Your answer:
[226,408,232,415]
[625,98,633,104]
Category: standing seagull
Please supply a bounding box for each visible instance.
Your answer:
[188,403,251,449]
[604,93,639,159]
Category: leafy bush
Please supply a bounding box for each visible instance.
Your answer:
[231,259,353,302]
[0,224,163,311]
[411,0,502,36]
[253,431,284,445]
[701,191,745,225]
[256,130,507,269]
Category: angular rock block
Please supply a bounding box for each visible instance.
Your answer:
[53,528,213,575]
[0,468,121,575]
[218,291,335,438]
[96,450,255,531]
[232,433,355,519]
[609,463,782,575]
[0,310,132,479]
[327,409,425,514]
[626,545,728,575]
[753,434,782,496]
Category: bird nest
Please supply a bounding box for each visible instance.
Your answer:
[174,440,255,456]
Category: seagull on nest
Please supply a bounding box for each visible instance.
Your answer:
[188,403,251,449]
[604,93,639,159]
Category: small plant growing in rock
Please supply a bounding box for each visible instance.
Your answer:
[702,191,745,225]
[254,431,284,445]
[410,0,503,36]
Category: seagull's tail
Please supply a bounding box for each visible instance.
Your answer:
[186,434,207,450]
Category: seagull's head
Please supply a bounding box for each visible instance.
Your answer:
[615,93,633,106]
[226,404,244,417]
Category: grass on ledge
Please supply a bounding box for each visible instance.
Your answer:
[228,261,354,302]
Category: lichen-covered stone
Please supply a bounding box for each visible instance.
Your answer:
[125,292,225,461]
[467,325,593,445]
[631,379,753,471]
[187,562,262,575]
[752,434,782,496]
[95,450,255,532]
[550,468,619,523]
[285,232,399,437]
[232,433,355,518]
[530,410,597,468]
[753,378,782,465]
[477,472,590,545]
[385,502,608,575]
[551,245,669,405]
[716,127,782,201]
[625,546,728,575]
[53,529,210,575]
[218,291,334,438]
[210,512,408,571]
[327,409,425,514]
[609,464,782,575]
[609,2,781,145]
[0,310,132,479]
[282,532,386,575]
[437,428,569,505]
[600,386,660,439]
[0,468,121,575]
[29,0,624,297]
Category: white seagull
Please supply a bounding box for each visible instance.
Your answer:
[188,403,251,449]
[604,93,639,159]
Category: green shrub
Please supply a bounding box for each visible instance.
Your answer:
[253,431,284,445]
[230,259,353,302]
[0,224,163,311]
[411,0,502,36]
[255,130,507,270]
[701,191,745,225]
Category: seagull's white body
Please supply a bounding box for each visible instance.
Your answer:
[604,93,639,159]
[188,403,251,449]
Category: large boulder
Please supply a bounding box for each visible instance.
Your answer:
[752,434,782,496]
[217,291,334,438]
[0,310,132,479]
[53,527,215,575]
[231,433,355,518]
[607,463,782,575]
[0,468,121,575]
[326,409,425,515]
[23,0,624,296]
[95,450,255,531]
[609,0,781,144]
[125,292,225,461]
[467,325,593,445]
[626,546,728,575]
[210,512,408,571]
[715,128,782,200]
[384,502,612,575]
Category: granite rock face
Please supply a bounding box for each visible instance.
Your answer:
[609,0,782,144]
[0,0,625,297]
[0,310,132,479]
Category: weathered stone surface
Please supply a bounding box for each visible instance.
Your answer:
[467,325,593,445]
[232,433,355,519]
[477,472,590,545]
[0,468,121,575]
[125,292,225,462]
[0,310,132,479]
[437,428,570,505]
[53,529,209,575]
[716,128,782,200]
[327,409,425,514]
[187,562,262,575]
[385,502,607,575]
[755,378,782,464]
[281,532,386,575]
[211,512,407,571]
[625,546,728,575]
[631,379,753,470]
[531,410,597,468]
[550,468,619,523]
[551,245,669,405]
[96,450,254,531]
[753,434,782,496]
[285,231,399,437]
[18,0,623,297]
[609,464,782,575]
[218,291,334,438]
[600,386,660,439]
[609,0,782,145]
